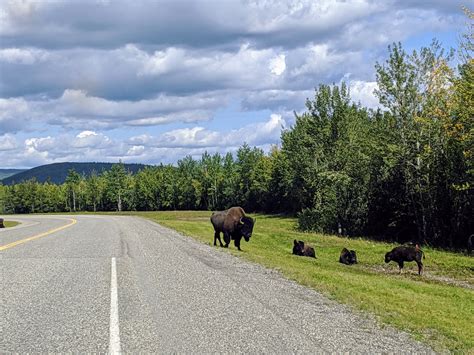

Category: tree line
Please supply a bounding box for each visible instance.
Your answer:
[1,33,472,249]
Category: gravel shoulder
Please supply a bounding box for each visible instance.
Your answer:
[116,216,432,353]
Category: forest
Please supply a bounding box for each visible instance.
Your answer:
[1,35,472,249]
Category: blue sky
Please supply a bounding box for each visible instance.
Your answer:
[0,0,468,168]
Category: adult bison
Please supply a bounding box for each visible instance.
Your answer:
[210,207,255,251]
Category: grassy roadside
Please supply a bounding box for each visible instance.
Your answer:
[132,210,473,352]
[3,220,20,228]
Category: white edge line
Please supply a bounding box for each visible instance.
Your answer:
[109,257,121,354]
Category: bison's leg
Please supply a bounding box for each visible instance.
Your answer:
[223,231,231,248]
[417,261,423,275]
[234,237,242,251]
[398,261,404,274]
[214,231,224,247]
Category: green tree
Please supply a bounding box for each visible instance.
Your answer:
[220,152,239,209]
[65,169,81,212]
[374,40,467,245]
[197,152,224,210]
[176,156,201,209]
[85,171,103,212]
[279,83,372,234]
[235,144,264,210]
[104,163,128,211]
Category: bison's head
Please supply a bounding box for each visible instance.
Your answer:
[293,240,305,256]
[239,216,254,242]
[349,250,358,264]
[384,252,392,263]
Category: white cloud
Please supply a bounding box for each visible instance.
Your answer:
[244,0,379,36]
[0,0,41,36]
[139,47,190,76]
[76,130,98,139]
[127,145,145,156]
[241,89,312,111]
[289,44,345,77]
[349,80,379,109]
[269,54,286,76]
[0,47,49,64]
[133,43,284,90]
[0,134,17,150]
[131,114,285,149]
[127,110,213,126]
[7,131,122,166]
[56,89,221,119]
[0,0,464,167]
[72,131,112,149]
[0,89,223,132]
[0,97,32,133]
[25,136,55,153]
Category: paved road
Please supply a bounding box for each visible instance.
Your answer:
[1,215,430,353]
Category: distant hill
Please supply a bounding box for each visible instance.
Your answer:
[2,162,149,185]
[0,169,27,180]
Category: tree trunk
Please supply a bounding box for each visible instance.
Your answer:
[72,190,76,212]
[117,192,122,212]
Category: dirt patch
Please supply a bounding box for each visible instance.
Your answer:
[362,265,474,290]
[423,273,474,290]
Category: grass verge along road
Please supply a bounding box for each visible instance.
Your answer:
[3,220,20,228]
[131,211,473,353]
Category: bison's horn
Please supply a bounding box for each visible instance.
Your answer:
[239,217,244,225]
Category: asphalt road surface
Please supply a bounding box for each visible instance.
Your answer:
[1,215,430,353]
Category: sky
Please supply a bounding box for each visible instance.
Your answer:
[0,0,468,168]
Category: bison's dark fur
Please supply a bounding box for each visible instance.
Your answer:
[210,210,227,247]
[339,248,357,265]
[210,207,255,251]
[385,245,425,275]
[292,240,316,258]
[0,218,4,228]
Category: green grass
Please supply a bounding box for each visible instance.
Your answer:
[130,210,473,352]
[3,220,20,228]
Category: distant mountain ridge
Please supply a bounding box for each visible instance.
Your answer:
[2,162,149,185]
[0,169,27,180]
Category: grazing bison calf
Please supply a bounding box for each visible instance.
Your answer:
[292,240,316,258]
[385,245,425,275]
[339,248,357,265]
[210,207,255,251]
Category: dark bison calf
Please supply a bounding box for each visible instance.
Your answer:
[339,248,357,265]
[385,245,425,275]
[292,240,316,258]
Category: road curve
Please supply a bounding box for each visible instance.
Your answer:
[0,215,431,353]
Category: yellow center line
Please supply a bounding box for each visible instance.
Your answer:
[0,218,77,251]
